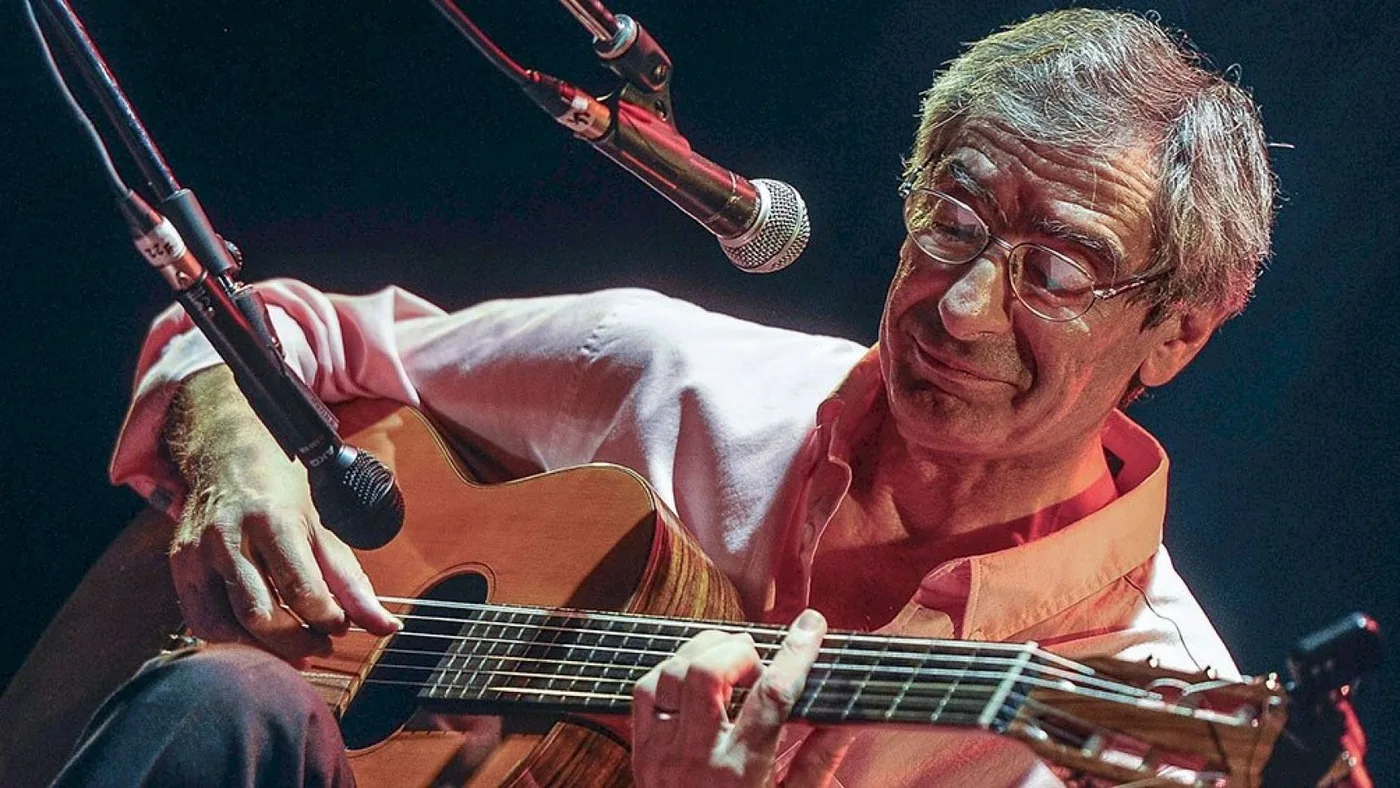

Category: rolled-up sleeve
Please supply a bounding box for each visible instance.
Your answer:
[108,279,444,516]
[107,279,684,518]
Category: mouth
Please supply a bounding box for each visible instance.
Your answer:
[908,336,1018,392]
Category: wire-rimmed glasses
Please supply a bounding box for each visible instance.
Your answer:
[901,186,1161,321]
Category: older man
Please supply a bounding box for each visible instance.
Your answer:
[58,8,1286,787]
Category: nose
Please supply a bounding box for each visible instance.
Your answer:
[936,240,1015,339]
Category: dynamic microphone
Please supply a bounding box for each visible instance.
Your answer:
[522,72,809,273]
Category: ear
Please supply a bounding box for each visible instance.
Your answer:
[1137,308,1222,388]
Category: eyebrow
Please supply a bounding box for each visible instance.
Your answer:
[1030,217,1125,279]
[928,158,1125,279]
[933,160,999,211]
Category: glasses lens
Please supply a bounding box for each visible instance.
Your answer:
[904,190,986,264]
[1012,245,1096,320]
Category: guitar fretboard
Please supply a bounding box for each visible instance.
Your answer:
[367,599,1149,733]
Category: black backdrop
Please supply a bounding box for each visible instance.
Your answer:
[5,0,1397,780]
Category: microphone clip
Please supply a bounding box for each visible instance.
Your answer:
[594,14,675,128]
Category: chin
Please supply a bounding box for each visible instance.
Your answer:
[886,371,1012,455]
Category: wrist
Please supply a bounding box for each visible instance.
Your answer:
[164,366,289,488]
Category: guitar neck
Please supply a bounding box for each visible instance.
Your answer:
[387,599,1139,732]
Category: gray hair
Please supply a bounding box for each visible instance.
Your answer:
[907,8,1275,322]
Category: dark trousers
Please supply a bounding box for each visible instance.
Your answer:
[51,644,354,787]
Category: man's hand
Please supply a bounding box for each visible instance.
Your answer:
[630,609,854,787]
[166,367,400,662]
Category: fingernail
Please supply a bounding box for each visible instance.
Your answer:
[390,615,405,632]
[795,609,823,632]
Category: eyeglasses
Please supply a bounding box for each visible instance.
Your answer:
[900,186,1161,321]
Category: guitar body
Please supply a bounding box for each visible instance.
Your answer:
[0,401,743,787]
[321,401,744,786]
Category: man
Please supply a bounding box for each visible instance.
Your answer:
[56,8,1299,786]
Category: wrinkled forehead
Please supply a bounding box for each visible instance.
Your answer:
[915,119,1157,200]
[919,120,1160,275]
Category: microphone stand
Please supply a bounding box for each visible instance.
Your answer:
[33,0,404,550]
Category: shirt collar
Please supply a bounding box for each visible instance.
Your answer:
[924,410,1168,641]
[809,346,1170,641]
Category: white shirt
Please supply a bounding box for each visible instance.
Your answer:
[111,279,1238,786]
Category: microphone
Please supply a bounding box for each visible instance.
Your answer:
[522,72,809,273]
[118,190,406,550]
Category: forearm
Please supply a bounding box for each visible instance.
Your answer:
[160,362,399,656]
[163,365,296,493]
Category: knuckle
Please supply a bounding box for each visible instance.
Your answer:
[199,534,243,574]
[277,575,325,609]
[758,673,800,709]
[230,597,276,631]
[658,656,691,682]
[686,661,732,690]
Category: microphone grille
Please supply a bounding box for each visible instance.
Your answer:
[720,178,809,274]
[310,448,405,550]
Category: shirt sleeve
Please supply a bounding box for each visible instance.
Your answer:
[107,278,661,517]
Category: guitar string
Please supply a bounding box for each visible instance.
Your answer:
[319,672,1000,727]
[298,597,1237,736]
[315,640,1221,732]
[356,658,1193,722]
[372,596,1133,691]
[306,669,1096,743]
[376,596,1066,663]
[347,624,1155,701]
[365,639,1071,682]
[367,599,1112,674]
[358,644,1160,709]
[311,672,1186,771]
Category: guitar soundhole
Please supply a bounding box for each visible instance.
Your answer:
[339,572,489,750]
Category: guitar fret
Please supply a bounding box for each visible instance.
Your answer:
[931,645,974,725]
[977,645,1033,731]
[533,611,570,699]
[442,608,481,700]
[886,639,932,721]
[597,618,642,712]
[582,618,609,710]
[839,636,890,721]
[483,608,515,701]
[797,634,842,719]
[435,616,482,699]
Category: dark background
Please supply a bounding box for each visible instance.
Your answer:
[4,0,1397,780]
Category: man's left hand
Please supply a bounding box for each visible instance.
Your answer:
[630,609,854,787]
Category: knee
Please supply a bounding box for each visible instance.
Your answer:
[153,644,331,729]
[55,644,350,787]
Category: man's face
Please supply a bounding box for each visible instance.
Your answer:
[879,119,1181,464]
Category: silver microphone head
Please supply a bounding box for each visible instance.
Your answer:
[719,178,809,274]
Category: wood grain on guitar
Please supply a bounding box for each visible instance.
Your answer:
[0,401,1362,786]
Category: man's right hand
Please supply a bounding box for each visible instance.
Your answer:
[166,366,401,662]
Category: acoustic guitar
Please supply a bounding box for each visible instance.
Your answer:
[0,400,1370,786]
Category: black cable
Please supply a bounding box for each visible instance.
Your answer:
[23,0,128,198]
[37,0,181,197]
[426,0,531,85]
